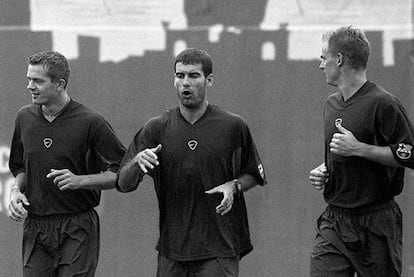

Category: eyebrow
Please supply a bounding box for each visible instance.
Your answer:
[27,77,44,82]
[175,71,201,75]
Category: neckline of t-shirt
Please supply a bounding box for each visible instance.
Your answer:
[177,104,212,126]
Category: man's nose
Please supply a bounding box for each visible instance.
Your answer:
[27,80,35,90]
[182,75,191,86]
[319,61,325,70]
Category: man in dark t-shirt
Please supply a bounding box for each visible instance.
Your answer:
[8,51,126,277]
[117,48,267,277]
[309,26,414,277]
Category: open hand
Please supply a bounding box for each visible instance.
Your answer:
[205,180,237,216]
[133,144,162,174]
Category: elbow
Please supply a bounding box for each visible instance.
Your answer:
[102,183,116,190]
[115,164,144,192]
[115,178,138,193]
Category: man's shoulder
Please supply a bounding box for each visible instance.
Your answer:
[361,82,401,108]
[145,107,178,126]
[15,104,38,121]
[17,103,36,114]
[210,105,246,125]
[68,100,107,122]
[369,83,395,99]
[69,100,93,114]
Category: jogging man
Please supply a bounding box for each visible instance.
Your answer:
[8,51,126,276]
[309,26,414,277]
[117,48,267,277]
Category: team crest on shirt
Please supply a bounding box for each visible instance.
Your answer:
[43,138,53,148]
[187,140,198,150]
[396,143,412,160]
[335,118,342,128]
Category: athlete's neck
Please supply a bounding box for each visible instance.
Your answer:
[180,101,209,125]
[338,70,367,101]
[42,94,70,117]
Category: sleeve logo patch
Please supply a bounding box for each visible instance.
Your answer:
[396,143,412,160]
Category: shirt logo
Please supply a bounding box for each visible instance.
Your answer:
[187,140,198,150]
[335,118,342,128]
[396,143,412,160]
[43,138,53,148]
[258,163,265,179]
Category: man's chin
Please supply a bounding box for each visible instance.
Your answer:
[181,100,196,109]
[31,99,43,105]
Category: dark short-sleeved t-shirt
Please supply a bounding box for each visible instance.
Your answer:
[118,104,267,261]
[323,81,414,208]
[9,99,126,216]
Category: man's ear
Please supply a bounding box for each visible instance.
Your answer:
[57,79,66,90]
[206,73,213,87]
[337,53,344,67]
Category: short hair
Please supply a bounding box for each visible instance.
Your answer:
[322,26,370,70]
[174,48,213,76]
[28,51,70,88]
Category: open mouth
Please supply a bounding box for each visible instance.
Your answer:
[182,90,192,97]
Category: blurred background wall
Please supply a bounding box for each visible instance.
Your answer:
[0,1,413,276]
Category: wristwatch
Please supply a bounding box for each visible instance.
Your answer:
[233,179,242,194]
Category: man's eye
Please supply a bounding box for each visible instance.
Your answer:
[28,79,40,84]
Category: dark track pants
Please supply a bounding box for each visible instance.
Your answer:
[23,209,99,277]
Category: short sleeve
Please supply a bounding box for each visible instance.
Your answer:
[90,118,126,173]
[377,100,414,169]
[9,115,26,177]
[239,121,267,185]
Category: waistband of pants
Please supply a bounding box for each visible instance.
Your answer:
[327,199,397,216]
[28,208,95,221]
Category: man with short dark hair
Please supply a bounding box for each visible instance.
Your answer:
[117,48,267,277]
[8,51,126,276]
